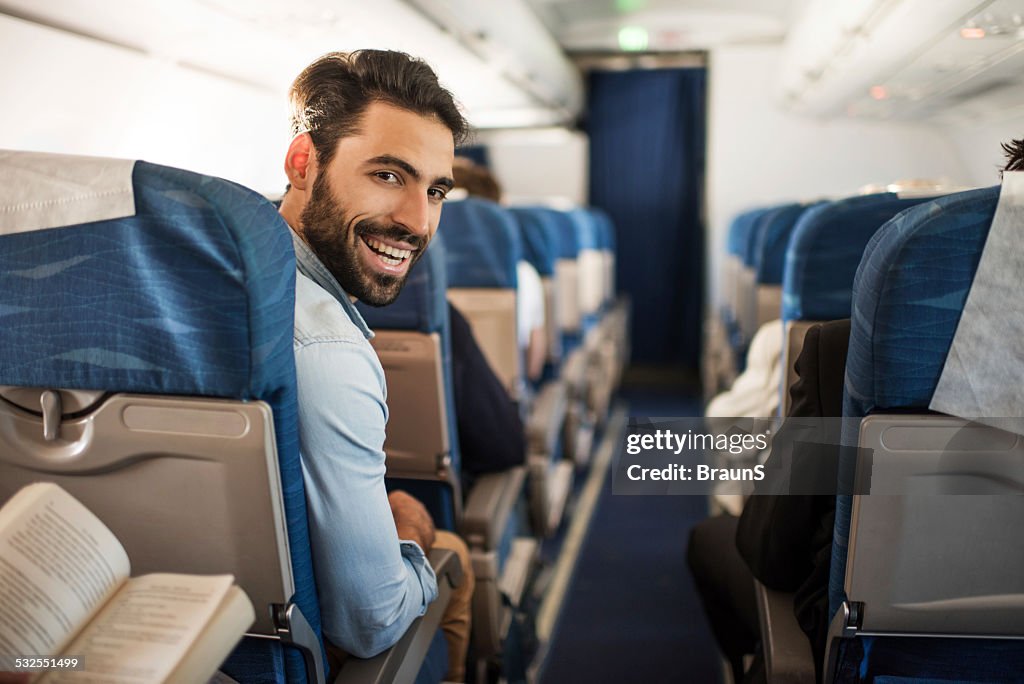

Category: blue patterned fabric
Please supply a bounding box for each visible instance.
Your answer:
[743,208,778,267]
[440,198,521,288]
[510,207,559,277]
[358,235,460,530]
[0,159,320,684]
[568,208,600,251]
[782,193,936,322]
[588,207,616,252]
[830,186,1024,683]
[753,203,808,285]
[726,208,764,257]
[549,209,581,260]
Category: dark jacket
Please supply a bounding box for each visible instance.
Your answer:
[735,319,851,681]
[448,302,526,476]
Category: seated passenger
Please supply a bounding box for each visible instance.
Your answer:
[705,318,784,421]
[687,318,849,684]
[277,50,474,680]
[448,302,526,480]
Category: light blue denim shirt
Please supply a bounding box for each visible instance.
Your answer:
[290,230,438,657]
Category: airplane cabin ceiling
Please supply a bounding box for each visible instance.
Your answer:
[528,0,805,51]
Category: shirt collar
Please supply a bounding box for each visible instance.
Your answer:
[290,228,374,340]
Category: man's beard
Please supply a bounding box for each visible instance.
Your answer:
[300,172,426,306]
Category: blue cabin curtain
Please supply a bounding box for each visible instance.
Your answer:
[586,67,706,370]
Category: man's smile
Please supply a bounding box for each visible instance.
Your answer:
[359,233,416,274]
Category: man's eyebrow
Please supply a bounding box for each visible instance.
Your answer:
[367,154,454,190]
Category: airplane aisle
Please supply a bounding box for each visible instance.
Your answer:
[540,386,718,683]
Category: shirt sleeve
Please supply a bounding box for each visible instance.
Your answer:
[516,261,546,349]
[294,336,438,657]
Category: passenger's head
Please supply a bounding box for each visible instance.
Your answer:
[281,50,468,306]
[1001,138,1024,175]
[452,157,503,202]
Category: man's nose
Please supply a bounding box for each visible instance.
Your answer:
[391,189,431,239]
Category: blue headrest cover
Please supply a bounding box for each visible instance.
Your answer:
[568,209,600,251]
[844,186,999,417]
[0,160,296,400]
[588,208,616,251]
[549,210,581,259]
[782,193,937,322]
[753,203,807,285]
[441,197,521,288]
[510,207,558,276]
[741,206,770,266]
[727,208,761,257]
[357,233,448,333]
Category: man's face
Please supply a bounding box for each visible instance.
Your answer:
[300,101,455,306]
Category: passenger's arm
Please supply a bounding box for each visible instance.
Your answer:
[294,339,438,658]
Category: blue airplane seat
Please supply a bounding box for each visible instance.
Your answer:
[733,206,781,347]
[587,206,617,308]
[774,192,942,416]
[828,184,1024,682]
[442,198,519,288]
[721,208,764,331]
[0,152,458,684]
[442,198,572,536]
[782,193,939,323]
[0,156,319,683]
[753,203,811,287]
[545,208,587,355]
[567,207,603,331]
[509,205,563,379]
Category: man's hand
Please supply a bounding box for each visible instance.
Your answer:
[388,490,436,553]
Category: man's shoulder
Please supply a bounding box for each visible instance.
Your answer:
[294,271,369,348]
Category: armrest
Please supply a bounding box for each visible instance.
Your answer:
[333,549,462,684]
[560,348,588,392]
[527,380,568,456]
[754,580,815,684]
[461,466,526,552]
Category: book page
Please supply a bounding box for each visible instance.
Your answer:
[40,574,234,684]
[0,483,129,658]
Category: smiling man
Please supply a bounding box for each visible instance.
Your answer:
[277,50,473,681]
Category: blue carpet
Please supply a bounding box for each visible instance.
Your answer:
[540,387,721,683]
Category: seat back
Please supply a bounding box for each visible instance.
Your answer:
[568,208,604,325]
[356,235,461,530]
[829,184,1024,682]
[751,203,808,332]
[0,151,320,683]
[510,206,564,370]
[737,207,781,342]
[440,198,523,399]
[587,207,617,308]
[724,208,764,331]
[779,192,937,414]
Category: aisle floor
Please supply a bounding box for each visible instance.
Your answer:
[539,387,720,683]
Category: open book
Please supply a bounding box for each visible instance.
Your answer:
[0,483,255,683]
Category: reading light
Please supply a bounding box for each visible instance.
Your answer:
[869,85,888,100]
[618,26,649,52]
[960,26,986,39]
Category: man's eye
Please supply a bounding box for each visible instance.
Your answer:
[375,171,399,183]
[429,188,448,200]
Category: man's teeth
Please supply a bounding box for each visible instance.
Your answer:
[365,237,412,261]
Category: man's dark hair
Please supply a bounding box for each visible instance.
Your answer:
[1002,138,1024,174]
[289,50,469,170]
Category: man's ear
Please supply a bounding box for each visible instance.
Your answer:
[284,133,316,192]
